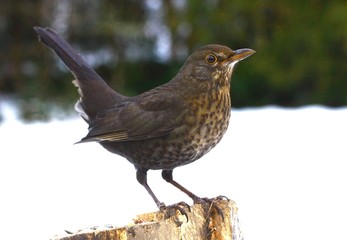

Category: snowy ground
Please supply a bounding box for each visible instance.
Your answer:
[0,101,346,240]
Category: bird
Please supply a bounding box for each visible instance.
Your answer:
[34,26,255,210]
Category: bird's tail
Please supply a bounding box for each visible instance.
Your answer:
[34,26,124,121]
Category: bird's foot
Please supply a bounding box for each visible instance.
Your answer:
[160,201,191,223]
[192,195,229,221]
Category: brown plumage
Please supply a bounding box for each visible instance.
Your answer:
[34,26,255,208]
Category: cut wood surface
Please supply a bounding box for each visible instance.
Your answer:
[52,198,243,240]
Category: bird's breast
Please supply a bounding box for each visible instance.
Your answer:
[181,88,231,159]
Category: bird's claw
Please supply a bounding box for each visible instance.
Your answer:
[193,196,227,221]
[162,201,191,223]
[215,195,229,201]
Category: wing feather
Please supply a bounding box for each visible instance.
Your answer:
[79,89,187,143]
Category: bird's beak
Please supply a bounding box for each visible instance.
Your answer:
[231,48,256,62]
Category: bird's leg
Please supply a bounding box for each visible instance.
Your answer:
[136,168,165,209]
[162,169,202,203]
[137,168,190,221]
[162,169,226,220]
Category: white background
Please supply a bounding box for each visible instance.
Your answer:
[1,102,346,240]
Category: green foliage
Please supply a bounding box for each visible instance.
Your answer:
[0,0,346,120]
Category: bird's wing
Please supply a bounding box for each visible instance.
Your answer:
[79,90,187,143]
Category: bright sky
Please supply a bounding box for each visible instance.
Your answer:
[0,103,346,240]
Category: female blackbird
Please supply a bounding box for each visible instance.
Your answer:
[34,26,255,209]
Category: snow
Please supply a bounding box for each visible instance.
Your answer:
[0,102,346,240]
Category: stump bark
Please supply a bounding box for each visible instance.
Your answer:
[52,199,243,240]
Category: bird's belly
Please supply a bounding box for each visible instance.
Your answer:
[100,137,209,170]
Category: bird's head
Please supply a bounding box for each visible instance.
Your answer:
[189,44,255,81]
[175,44,255,91]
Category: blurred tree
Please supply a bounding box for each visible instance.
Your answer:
[0,0,41,93]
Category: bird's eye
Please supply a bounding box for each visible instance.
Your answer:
[205,54,217,64]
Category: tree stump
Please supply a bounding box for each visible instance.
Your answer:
[52,198,243,240]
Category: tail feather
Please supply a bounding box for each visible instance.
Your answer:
[34,26,124,121]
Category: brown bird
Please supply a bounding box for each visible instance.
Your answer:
[34,26,255,209]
